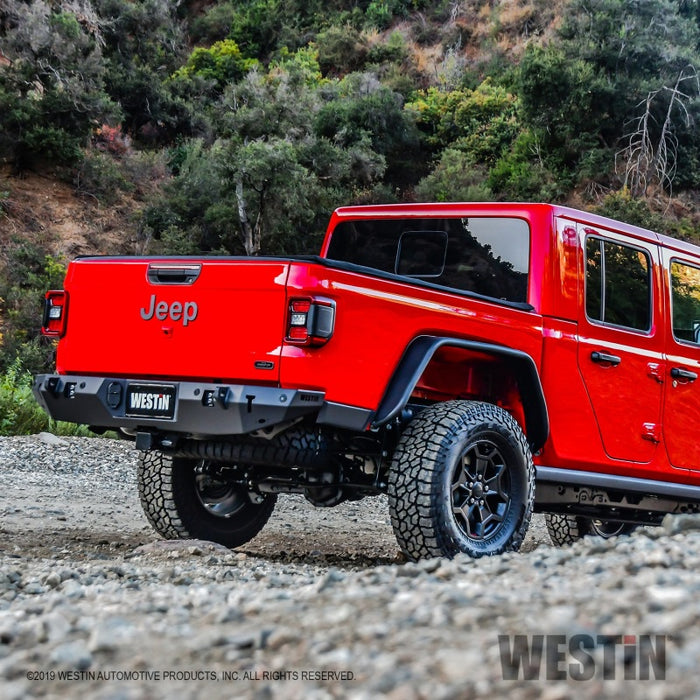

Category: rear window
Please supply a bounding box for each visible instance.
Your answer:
[325,217,530,303]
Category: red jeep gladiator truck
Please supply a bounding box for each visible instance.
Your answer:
[33,202,700,560]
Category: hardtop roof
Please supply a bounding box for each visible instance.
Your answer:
[329,201,700,260]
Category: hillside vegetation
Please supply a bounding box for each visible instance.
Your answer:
[3,0,700,378]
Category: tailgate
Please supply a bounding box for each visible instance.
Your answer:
[57,257,290,383]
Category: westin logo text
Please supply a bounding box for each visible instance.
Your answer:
[498,634,666,681]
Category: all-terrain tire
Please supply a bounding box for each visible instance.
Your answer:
[545,513,637,546]
[387,400,535,561]
[137,451,276,548]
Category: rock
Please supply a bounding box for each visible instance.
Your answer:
[266,627,303,651]
[315,568,345,592]
[0,612,19,644]
[646,586,690,607]
[131,539,230,556]
[88,616,138,652]
[4,434,700,697]
[662,513,700,535]
[43,611,72,642]
[42,572,61,589]
[213,606,243,624]
[416,557,442,574]
[49,641,92,669]
[59,580,85,599]
[1,681,31,700]
[21,581,45,595]
[35,432,69,447]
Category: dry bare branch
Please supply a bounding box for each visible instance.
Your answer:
[616,65,699,197]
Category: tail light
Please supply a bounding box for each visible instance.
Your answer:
[286,297,335,346]
[41,290,69,337]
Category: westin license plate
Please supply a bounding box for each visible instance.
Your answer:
[126,384,176,419]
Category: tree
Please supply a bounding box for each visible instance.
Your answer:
[617,67,700,195]
[93,0,200,144]
[414,148,493,202]
[147,52,389,256]
[525,0,700,190]
[0,241,66,373]
[407,80,520,164]
[215,137,316,255]
[314,71,420,188]
[517,46,611,174]
[560,0,699,82]
[0,0,120,169]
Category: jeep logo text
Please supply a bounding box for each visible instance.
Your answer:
[140,295,198,326]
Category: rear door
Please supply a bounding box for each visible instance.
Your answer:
[662,251,700,470]
[58,258,290,383]
[576,226,664,463]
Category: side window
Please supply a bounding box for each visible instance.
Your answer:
[326,217,530,303]
[671,260,700,344]
[585,236,651,331]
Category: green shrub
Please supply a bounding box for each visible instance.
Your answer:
[366,30,408,65]
[0,359,91,437]
[487,131,564,200]
[173,40,258,89]
[119,150,169,201]
[406,81,520,163]
[190,1,237,44]
[227,0,283,58]
[592,190,700,242]
[365,0,410,29]
[0,245,67,375]
[315,25,369,76]
[415,148,493,202]
[74,151,133,204]
[365,1,429,29]
[22,126,84,167]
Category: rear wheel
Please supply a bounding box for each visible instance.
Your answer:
[387,401,534,561]
[545,513,636,546]
[138,451,276,548]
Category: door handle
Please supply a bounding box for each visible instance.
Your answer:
[147,263,201,285]
[591,351,621,366]
[671,367,698,382]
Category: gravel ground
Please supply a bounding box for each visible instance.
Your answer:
[1,434,699,698]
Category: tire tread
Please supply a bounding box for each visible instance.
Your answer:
[137,450,276,548]
[388,400,535,561]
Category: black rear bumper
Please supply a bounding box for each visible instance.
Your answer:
[33,374,371,436]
